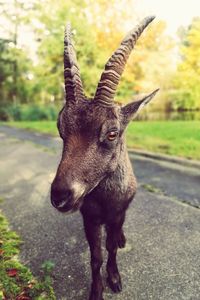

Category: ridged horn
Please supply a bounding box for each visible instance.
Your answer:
[64,22,84,103]
[94,16,156,106]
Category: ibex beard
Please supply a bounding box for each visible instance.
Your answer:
[51,16,159,300]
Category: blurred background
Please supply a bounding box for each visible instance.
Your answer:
[0,0,200,160]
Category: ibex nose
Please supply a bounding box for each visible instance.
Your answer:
[51,186,74,212]
[50,180,86,212]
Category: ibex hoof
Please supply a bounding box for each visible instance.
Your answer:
[89,295,104,300]
[107,276,122,293]
[89,285,104,300]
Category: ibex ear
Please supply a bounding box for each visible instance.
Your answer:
[121,89,159,127]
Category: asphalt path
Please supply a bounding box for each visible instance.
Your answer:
[0,125,200,300]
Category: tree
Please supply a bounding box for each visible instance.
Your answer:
[32,0,102,103]
[169,18,200,111]
[0,0,175,111]
[34,0,173,106]
[0,0,36,104]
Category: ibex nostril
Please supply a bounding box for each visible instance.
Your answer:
[57,199,68,209]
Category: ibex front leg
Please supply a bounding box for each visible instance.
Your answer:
[83,217,104,300]
[106,214,126,293]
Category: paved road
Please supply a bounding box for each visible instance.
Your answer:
[0,125,200,300]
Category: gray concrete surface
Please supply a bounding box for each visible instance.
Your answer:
[0,126,200,300]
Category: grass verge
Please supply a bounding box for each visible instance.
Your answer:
[1,120,200,160]
[140,184,164,194]
[126,121,200,160]
[0,207,56,300]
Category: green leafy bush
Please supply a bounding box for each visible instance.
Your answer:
[5,104,22,121]
[1,104,60,121]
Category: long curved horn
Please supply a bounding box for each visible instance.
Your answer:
[64,23,84,103]
[94,16,155,106]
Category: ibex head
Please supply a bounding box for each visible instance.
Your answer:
[51,16,159,212]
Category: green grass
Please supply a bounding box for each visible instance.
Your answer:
[141,184,164,194]
[126,121,200,160]
[0,208,56,300]
[1,120,200,160]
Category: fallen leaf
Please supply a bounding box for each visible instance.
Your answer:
[16,291,31,300]
[28,279,36,285]
[6,268,18,277]
[16,296,31,300]
[16,295,31,300]
[26,283,33,289]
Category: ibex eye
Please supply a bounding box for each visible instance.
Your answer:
[107,131,118,141]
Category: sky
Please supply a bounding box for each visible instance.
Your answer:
[135,0,200,36]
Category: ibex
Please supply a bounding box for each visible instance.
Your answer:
[51,16,159,300]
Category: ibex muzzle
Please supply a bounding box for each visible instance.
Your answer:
[50,16,159,300]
